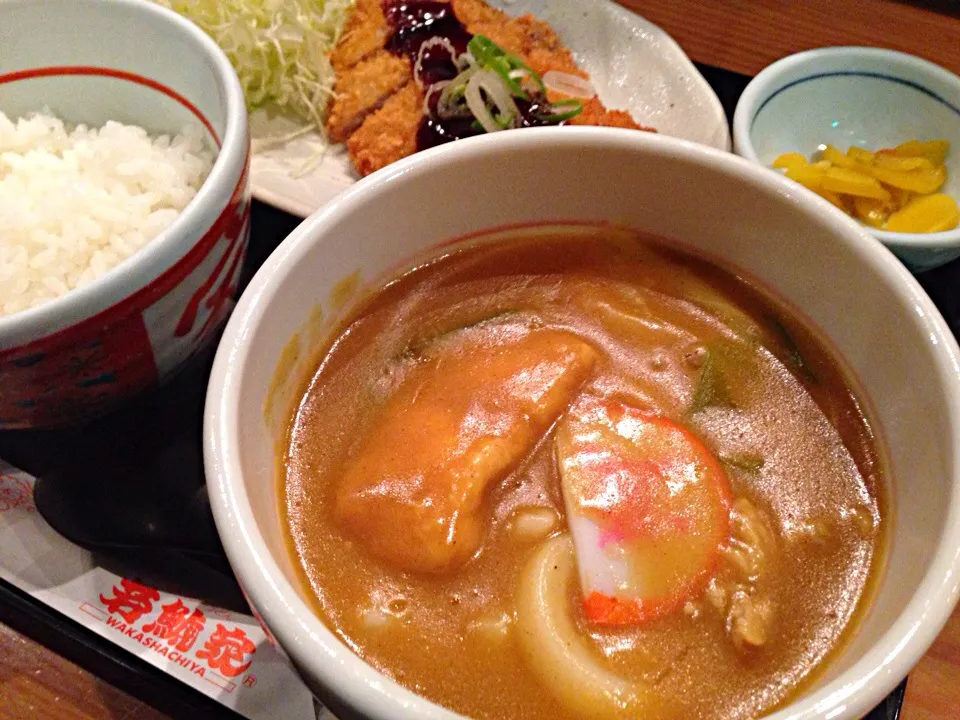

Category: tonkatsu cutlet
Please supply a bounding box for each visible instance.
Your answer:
[329,0,389,72]
[450,0,653,129]
[346,82,424,177]
[325,51,411,143]
[451,0,583,77]
[326,0,654,176]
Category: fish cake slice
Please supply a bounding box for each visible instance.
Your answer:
[556,395,732,625]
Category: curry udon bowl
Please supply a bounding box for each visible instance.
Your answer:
[204,127,960,720]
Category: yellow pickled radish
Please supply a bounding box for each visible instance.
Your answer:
[853,197,887,228]
[885,194,960,233]
[847,146,875,164]
[817,189,848,210]
[772,152,807,170]
[873,154,935,172]
[820,144,857,168]
[888,139,949,165]
[889,187,913,211]
[785,164,826,191]
[770,138,954,233]
[821,166,890,200]
[859,163,946,194]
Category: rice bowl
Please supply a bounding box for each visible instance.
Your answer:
[0,110,215,317]
[0,0,249,428]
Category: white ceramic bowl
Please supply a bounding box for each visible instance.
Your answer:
[0,0,249,428]
[732,46,960,272]
[205,127,960,720]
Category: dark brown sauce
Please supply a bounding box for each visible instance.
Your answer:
[385,1,471,62]
[384,0,564,151]
[417,94,559,150]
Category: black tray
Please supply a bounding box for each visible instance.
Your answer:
[2,62,950,720]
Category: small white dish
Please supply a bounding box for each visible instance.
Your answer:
[250,0,731,218]
[732,46,960,272]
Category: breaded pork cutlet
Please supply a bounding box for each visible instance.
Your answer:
[451,0,583,77]
[448,0,501,27]
[336,0,654,175]
[452,0,648,128]
[346,82,424,177]
[325,50,412,143]
[567,96,653,129]
[329,0,389,72]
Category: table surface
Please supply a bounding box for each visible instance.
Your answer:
[3,0,960,718]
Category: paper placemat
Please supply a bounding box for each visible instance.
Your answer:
[0,459,330,719]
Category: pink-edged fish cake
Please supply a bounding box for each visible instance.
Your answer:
[556,395,732,625]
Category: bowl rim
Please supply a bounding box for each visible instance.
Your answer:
[0,0,247,348]
[731,45,960,251]
[205,126,960,720]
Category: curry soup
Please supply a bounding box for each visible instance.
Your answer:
[282,226,886,720]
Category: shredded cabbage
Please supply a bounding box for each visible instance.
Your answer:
[156,0,352,131]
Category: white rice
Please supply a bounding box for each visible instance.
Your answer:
[0,110,215,318]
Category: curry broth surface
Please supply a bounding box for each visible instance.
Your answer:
[283,228,885,720]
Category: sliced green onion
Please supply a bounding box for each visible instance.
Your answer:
[690,346,735,414]
[505,56,545,95]
[423,80,450,117]
[465,69,519,132]
[436,66,477,119]
[542,70,596,99]
[720,452,766,472]
[468,35,545,99]
[490,56,527,99]
[455,51,476,71]
[466,35,501,66]
[509,68,542,98]
[537,98,583,123]
[414,36,460,85]
[426,35,585,133]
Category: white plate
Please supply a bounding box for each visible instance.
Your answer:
[249,0,731,218]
